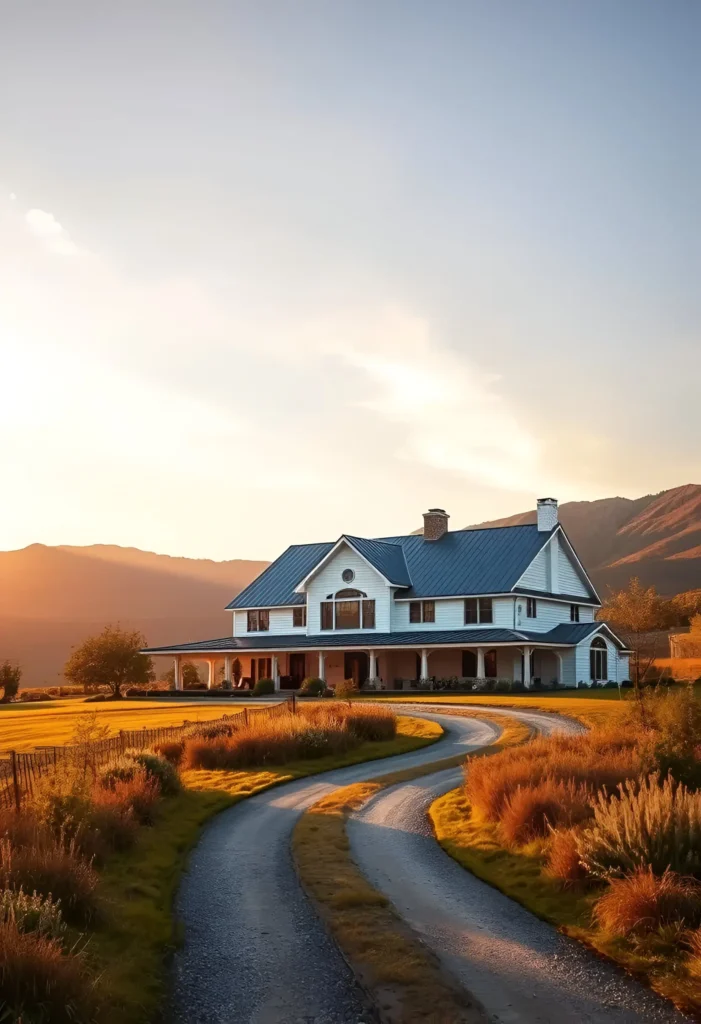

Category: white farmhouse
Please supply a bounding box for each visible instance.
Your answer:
[145,499,631,691]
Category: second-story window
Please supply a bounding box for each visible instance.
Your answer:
[293,606,307,628]
[320,601,333,630]
[570,604,580,622]
[247,609,270,632]
[409,600,435,623]
[526,597,537,618]
[464,597,493,624]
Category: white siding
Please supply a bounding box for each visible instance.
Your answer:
[305,542,391,634]
[517,533,591,600]
[575,633,622,685]
[234,607,308,636]
[518,544,549,590]
[557,537,590,598]
[559,649,577,687]
[390,595,514,631]
[515,597,594,633]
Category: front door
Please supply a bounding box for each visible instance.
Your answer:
[344,652,369,687]
[289,652,306,688]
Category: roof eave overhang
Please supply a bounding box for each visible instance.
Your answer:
[292,535,396,593]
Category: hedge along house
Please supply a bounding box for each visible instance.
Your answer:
[143,500,631,691]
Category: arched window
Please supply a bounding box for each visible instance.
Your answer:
[320,589,375,630]
[590,637,608,681]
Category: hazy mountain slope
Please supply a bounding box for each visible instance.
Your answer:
[471,484,701,595]
[0,544,268,685]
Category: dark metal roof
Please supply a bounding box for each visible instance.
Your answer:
[513,587,599,607]
[227,524,555,608]
[144,621,624,655]
[226,542,333,610]
[344,535,411,587]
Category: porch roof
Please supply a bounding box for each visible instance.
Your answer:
[143,622,611,656]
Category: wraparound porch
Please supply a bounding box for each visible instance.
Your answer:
[169,643,567,692]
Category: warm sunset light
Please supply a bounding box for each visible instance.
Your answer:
[1,6,700,1023]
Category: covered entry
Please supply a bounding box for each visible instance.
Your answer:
[344,651,368,685]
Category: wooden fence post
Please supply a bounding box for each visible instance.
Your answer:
[243,708,249,727]
[10,751,21,814]
[291,693,297,715]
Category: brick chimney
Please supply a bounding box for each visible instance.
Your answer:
[537,497,558,532]
[423,508,450,541]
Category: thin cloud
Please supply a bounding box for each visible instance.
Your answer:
[25,208,80,256]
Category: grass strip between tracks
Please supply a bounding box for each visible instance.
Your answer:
[293,714,531,1024]
[89,714,442,1023]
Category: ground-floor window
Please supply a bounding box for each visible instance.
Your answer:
[590,637,608,681]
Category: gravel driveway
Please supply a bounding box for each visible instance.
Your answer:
[348,705,691,1024]
[168,710,498,1023]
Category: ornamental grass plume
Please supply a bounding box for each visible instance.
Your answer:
[594,869,701,936]
[577,773,701,879]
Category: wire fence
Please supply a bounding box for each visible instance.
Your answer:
[0,696,295,812]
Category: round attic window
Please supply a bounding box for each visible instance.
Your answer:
[342,568,355,583]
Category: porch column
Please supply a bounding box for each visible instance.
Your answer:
[368,650,377,683]
[523,646,532,688]
[318,651,326,682]
[173,655,182,691]
[272,655,280,691]
[207,659,216,690]
[224,655,232,689]
[555,652,563,687]
[420,648,429,682]
[476,647,485,678]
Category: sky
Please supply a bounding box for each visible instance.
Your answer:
[1,1,699,561]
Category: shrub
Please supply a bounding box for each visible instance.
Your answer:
[124,687,147,697]
[153,739,185,766]
[0,887,64,940]
[577,774,701,879]
[546,828,588,884]
[83,693,106,703]
[299,677,325,697]
[500,779,592,846]
[132,753,181,796]
[0,835,98,926]
[253,678,275,696]
[594,869,701,935]
[0,919,95,1022]
[99,773,160,825]
[343,707,396,742]
[335,678,359,699]
[465,727,641,822]
[98,757,136,789]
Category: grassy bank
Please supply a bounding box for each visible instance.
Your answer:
[90,713,442,1023]
[292,714,529,1024]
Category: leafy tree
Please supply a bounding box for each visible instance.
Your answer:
[64,625,154,699]
[0,661,21,702]
[162,661,201,688]
[599,577,665,694]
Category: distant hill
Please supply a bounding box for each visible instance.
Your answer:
[0,544,268,686]
[471,484,701,596]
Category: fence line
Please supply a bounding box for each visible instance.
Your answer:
[0,697,295,812]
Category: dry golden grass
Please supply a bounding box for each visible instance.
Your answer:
[372,693,627,730]
[0,699,254,752]
[594,869,701,936]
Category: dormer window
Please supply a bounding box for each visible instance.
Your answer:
[247,609,270,632]
[320,589,375,630]
[293,606,307,628]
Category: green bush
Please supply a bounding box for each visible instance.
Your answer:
[132,753,180,795]
[299,677,325,697]
[577,773,701,879]
[335,678,359,699]
[253,678,275,696]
